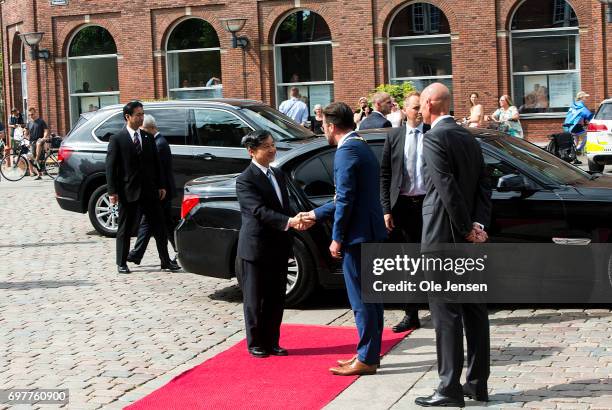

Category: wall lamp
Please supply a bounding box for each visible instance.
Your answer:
[220,18,249,48]
[20,32,51,60]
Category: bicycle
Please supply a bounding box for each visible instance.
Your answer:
[37,135,61,180]
[0,139,33,181]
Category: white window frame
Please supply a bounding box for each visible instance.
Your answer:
[67,26,120,125]
[272,11,334,109]
[165,18,222,100]
[509,8,580,119]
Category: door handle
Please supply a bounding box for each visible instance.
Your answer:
[552,238,591,245]
[196,153,216,160]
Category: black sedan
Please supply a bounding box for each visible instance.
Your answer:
[175,128,612,306]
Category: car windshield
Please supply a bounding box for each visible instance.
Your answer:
[241,105,314,141]
[485,135,592,185]
[594,103,612,120]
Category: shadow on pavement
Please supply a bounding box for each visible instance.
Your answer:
[0,280,95,290]
[0,240,97,249]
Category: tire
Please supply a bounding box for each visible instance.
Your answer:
[0,155,28,181]
[588,159,605,172]
[43,154,59,179]
[233,238,317,307]
[88,185,118,237]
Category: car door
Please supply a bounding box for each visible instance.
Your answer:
[483,150,568,243]
[187,108,252,176]
[145,107,190,210]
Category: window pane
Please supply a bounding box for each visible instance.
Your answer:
[69,57,119,93]
[511,0,577,30]
[392,41,452,78]
[70,94,119,126]
[512,35,576,72]
[190,109,251,147]
[169,88,222,99]
[167,51,222,89]
[146,108,188,145]
[276,84,334,114]
[389,3,450,37]
[514,72,579,113]
[167,19,220,50]
[241,105,314,141]
[94,112,124,142]
[275,10,331,44]
[594,103,612,120]
[278,44,332,83]
[69,26,117,57]
[294,157,334,198]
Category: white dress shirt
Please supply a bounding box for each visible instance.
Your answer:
[126,125,142,146]
[337,130,357,148]
[400,124,426,196]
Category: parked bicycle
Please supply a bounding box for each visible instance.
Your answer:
[0,134,60,181]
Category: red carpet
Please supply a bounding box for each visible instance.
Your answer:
[126,324,410,410]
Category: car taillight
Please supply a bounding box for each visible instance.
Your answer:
[181,194,200,219]
[587,123,608,132]
[57,146,74,163]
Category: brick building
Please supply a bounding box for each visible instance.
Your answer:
[1,0,611,142]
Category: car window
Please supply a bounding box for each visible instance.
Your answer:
[241,105,314,141]
[146,108,188,145]
[594,103,612,120]
[93,112,124,142]
[483,152,522,190]
[293,152,335,198]
[189,109,251,147]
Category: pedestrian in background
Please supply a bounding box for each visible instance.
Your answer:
[127,114,180,271]
[279,87,309,126]
[358,92,393,130]
[486,95,523,138]
[386,97,405,127]
[465,93,484,128]
[353,97,369,128]
[8,108,24,150]
[563,91,593,155]
[310,104,324,135]
[24,107,47,180]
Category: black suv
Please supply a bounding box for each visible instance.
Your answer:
[54,99,315,236]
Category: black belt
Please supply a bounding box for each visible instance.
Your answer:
[400,195,425,204]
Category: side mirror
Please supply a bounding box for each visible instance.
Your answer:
[497,173,527,192]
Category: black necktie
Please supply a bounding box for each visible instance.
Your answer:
[133,133,142,154]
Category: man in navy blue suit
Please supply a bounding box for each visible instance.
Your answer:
[303,102,387,376]
[358,92,393,130]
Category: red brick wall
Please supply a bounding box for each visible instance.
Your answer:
[0,0,610,138]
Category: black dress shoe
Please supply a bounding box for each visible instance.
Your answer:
[248,347,269,358]
[415,392,465,407]
[462,384,489,402]
[117,265,131,274]
[269,346,288,356]
[160,261,181,271]
[127,254,141,265]
[392,315,421,333]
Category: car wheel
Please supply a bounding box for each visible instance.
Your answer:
[88,185,118,237]
[588,159,604,172]
[234,238,317,307]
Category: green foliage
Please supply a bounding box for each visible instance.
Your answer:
[370,82,416,108]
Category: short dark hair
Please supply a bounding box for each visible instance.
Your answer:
[123,100,143,120]
[323,102,355,130]
[241,130,273,150]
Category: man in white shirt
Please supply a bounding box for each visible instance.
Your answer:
[380,91,429,333]
[279,87,309,126]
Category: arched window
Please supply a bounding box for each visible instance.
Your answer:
[510,0,579,115]
[68,26,119,124]
[166,18,222,99]
[274,10,333,114]
[11,36,27,114]
[388,3,452,92]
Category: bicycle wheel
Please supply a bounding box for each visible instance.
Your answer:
[0,154,28,181]
[43,153,59,179]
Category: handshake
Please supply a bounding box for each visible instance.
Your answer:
[287,211,316,231]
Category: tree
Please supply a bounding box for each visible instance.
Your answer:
[370,82,416,108]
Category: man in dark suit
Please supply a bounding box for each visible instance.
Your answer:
[105,101,174,274]
[380,91,430,333]
[357,92,393,130]
[236,130,310,358]
[414,83,492,407]
[304,102,387,376]
[127,114,179,270]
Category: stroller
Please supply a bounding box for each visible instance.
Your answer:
[545,132,578,164]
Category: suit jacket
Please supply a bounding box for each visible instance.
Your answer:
[154,133,176,200]
[358,112,392,130]
[380,123,431,214]
[105,127,163,203]
[236,162,292,262]
[421,118,491,249]
[314,134,387,246]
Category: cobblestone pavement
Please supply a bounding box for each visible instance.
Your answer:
[1,179,612,409]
